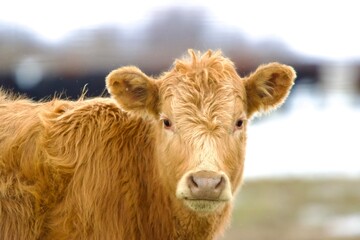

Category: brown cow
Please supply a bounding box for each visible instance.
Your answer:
[0,50,295,239]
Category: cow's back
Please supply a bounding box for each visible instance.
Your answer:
[0,92,51,239]
[0,92,96,239]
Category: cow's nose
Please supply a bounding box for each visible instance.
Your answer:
[187,170,226,200]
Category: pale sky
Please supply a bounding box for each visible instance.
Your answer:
[1,0,359,61]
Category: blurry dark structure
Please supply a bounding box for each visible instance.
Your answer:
[0,7,328,100]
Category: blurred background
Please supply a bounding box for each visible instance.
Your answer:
[1,0,359,239]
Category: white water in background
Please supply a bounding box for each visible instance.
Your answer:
[245,89,360,179]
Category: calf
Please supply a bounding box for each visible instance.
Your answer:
[0,50,295,239]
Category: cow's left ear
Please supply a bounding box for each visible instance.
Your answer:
[244,62,296,117]
[106,66,159,116]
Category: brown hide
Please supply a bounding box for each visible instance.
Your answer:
[0,50,295,239]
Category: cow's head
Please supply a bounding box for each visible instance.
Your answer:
[106,50,295,213]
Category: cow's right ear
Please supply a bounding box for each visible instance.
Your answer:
[106,66,159,116]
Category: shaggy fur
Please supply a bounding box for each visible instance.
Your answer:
[0,50,295,240]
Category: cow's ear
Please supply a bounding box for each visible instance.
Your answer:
[244,63,296,117]
[106,66,159,116]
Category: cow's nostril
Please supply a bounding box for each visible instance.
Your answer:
[215,176,225,189]
[190,176,198,188]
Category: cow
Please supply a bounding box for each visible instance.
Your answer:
[0,50,295,239]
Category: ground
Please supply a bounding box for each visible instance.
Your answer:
[225,177,360,240]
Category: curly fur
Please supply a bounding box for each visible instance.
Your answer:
[0,49,295,239]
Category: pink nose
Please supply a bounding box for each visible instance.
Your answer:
[187,170,226,200]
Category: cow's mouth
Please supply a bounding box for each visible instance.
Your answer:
[183,199,228,212]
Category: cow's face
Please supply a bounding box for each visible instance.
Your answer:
[106,50,295,213]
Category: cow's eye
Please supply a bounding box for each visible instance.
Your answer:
[162,118,172,129]
[235,119,244,129]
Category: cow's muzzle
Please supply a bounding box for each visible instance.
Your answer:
[176,170,232,212]
[187,170,225,200]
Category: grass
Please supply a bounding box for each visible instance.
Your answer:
[223,177,360,240]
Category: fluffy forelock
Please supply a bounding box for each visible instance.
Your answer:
[158,50,245,135]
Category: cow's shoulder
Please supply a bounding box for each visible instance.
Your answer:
[43,98,127,125]
[42,97,147,145]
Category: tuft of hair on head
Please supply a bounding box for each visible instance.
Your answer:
[174,49,225,74]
